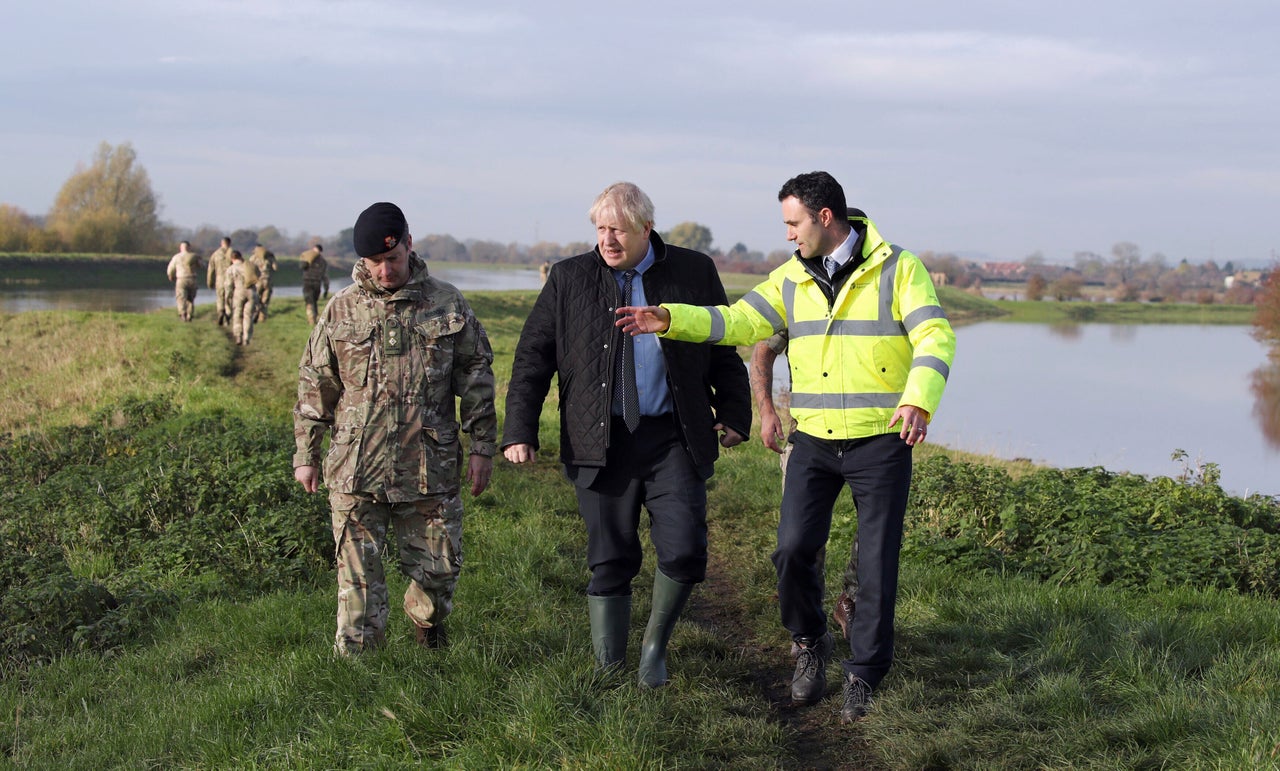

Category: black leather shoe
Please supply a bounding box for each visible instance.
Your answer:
[790,631,834,704]
[840,673,873,723]
[415,624,448,649]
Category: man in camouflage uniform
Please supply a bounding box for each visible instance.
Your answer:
[299,242,330,326]
[227,250,260,345]
[207,236,234,326]
[249,244,278,321]
[293,202,497,656]
[165,240,203,321]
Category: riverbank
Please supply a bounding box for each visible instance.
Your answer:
[2,295,1278,768]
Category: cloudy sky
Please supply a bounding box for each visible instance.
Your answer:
[3,1,1277,264]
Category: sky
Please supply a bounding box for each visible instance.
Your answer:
[3,1,1278,265]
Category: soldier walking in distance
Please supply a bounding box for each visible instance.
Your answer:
[250,244,278,321]
[299,242,330,326]
[166,240,203,321]
[293,202,497,655]
[227,250,260,345]
[207,236,234,326]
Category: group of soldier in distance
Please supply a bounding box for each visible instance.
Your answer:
[164,237,331,339]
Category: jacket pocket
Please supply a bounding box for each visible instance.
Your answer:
[418,424,461,494]
[324,423,363,492]
[414,312,466,382]
[330,321,376,388]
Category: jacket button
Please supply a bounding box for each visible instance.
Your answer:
[823,372,829,377]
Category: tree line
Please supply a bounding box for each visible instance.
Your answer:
[0,141,790,273]
[2,141,1273,293]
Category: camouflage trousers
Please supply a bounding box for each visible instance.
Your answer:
[215,279,233,323]
[330,490,464,655]
[257,279,274,318]
[231,288,259,344]
[302,280,324,325]
[173,278,197,321]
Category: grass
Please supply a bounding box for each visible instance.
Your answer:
[1,293,1278,768]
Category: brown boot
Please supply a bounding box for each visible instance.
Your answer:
[832,591,855,641]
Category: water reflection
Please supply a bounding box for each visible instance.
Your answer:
[1047,323,1083,340]
[1251,358,1280,449]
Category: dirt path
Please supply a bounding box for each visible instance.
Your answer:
[685,554,884,770]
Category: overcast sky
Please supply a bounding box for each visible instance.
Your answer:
[3,1,1277,264]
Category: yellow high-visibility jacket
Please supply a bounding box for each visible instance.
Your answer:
[660,215,955,441]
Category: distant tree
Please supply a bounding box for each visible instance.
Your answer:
[1224,260,1236,274]
[766,249,792,265]
[1048,273,1084,301]
[229,228,259,253]
[663,222,713,254]
[419,234,467,263]
[1252,265,1280,347]
[257,225,284,249]
[1073,251,1106,283]
[1025,273,1048,301]
[0,204,38,251]
[46,141,163,253]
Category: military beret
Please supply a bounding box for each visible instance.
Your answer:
[353,202,408,257]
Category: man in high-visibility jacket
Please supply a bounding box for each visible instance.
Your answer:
[616,171,956,724]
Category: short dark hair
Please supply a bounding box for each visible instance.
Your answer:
[778,171,846,220]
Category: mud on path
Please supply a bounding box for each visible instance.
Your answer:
[684,553,885,771]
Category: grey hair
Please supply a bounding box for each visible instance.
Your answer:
[588,182,654,233]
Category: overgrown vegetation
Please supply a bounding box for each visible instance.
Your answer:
[2,294,1279,768]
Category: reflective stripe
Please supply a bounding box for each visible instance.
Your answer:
[913,355,951,381]
[791,319,906,338]
[903,304,949,332]
[877,246,901,322]
[790,391,903,410]
[743,289,785,333]
[782,279,798,329]
[707,307,727,343]
[827,319,907,337]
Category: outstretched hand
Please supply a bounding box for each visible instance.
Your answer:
[615,305,671,335]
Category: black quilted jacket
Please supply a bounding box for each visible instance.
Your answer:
[501,232,751,469]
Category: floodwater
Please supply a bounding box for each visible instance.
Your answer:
[5,269,1275,497]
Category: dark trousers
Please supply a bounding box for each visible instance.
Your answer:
[572,415,709,596]
[773,431,912,689]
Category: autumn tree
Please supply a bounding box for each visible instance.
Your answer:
[0,204,38,251]
[1025,273,1048,301]
[663,222,713,254]
[1252,265,1280,348]
[47,141,164,254]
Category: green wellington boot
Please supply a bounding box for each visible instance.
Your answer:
[587,594,632,670]
[637,572,695,688]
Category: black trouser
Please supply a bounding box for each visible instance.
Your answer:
[773,430,912,689]
[572,415,709,596]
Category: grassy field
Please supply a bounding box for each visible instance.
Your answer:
[2,292,1279,769]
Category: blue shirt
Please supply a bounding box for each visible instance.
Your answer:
[614,245,673,417]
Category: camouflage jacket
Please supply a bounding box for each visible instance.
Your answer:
[167,250,203,281]
[207,246,232,287]
[292,253,497,500]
